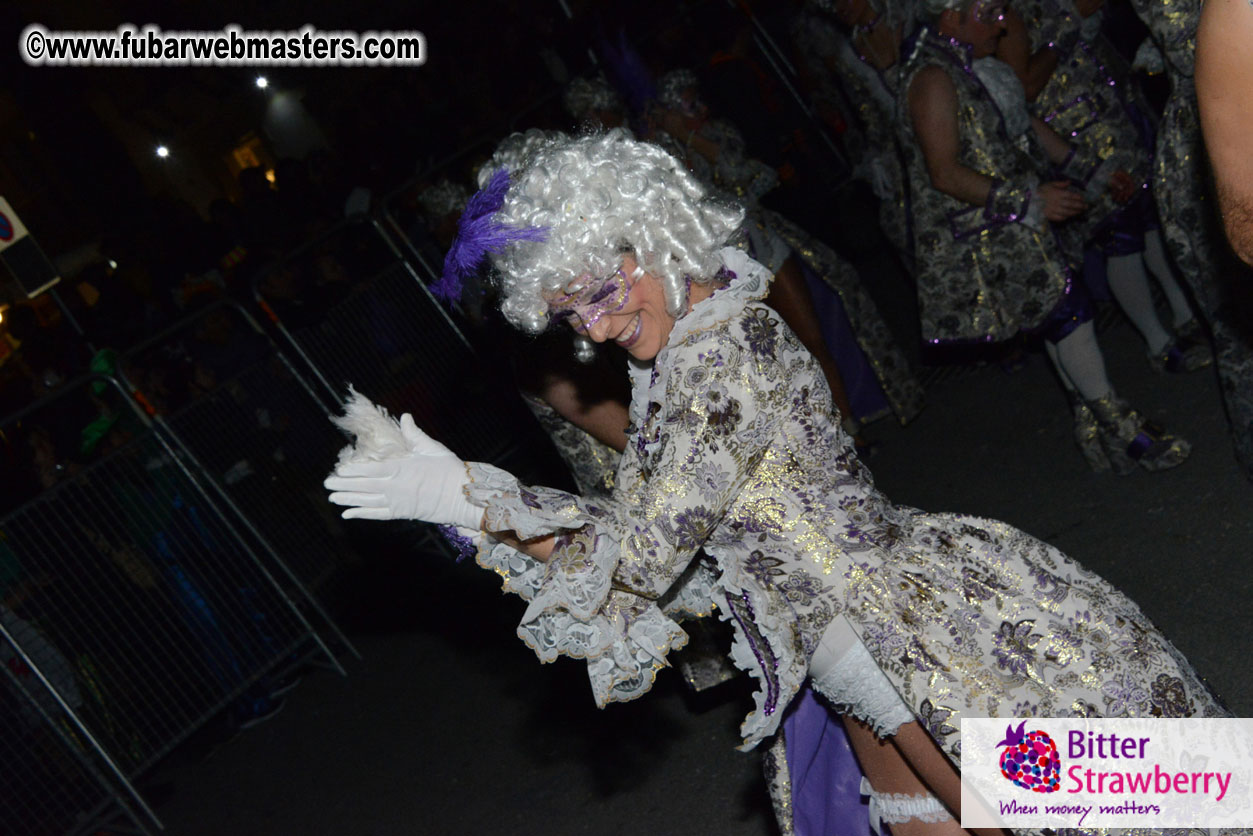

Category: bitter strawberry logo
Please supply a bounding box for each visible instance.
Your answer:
[996,721,1061,793]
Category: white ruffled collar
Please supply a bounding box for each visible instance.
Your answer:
[665,247,773,347]
[626,246,773,421]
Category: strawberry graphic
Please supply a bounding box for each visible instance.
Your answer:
[996,721,1061,793]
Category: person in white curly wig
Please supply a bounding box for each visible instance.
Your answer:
[474,128,564,192]
[328,129,1242,836]
[489,129,743,337]
[563,76,628,130]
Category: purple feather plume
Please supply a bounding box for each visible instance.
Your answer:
[433,168,548,302]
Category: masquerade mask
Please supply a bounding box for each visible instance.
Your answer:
[549,268,631,333]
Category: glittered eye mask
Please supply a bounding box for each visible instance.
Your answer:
[548,269,631,333]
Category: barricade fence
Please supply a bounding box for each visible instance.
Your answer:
[0,186,576,835]
[0,375,341,833]
[0,629,153,836]
[252,215,562,482]
[119,300,362,652]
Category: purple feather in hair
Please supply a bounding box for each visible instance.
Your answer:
[433,168,548,302]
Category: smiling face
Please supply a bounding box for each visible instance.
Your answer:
[548,253,677,362]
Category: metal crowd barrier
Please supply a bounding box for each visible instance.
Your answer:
[118,299,361,654]
[0,629,152,836]
[252,214,554,476]
[0,375,342,834]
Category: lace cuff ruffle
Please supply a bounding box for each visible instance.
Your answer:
[467,462,690,707]
[810,638,915,738]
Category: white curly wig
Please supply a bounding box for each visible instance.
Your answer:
[563,76,625,123]
[417,179,470,220]
[657,69,701,110]
[488,129,744,335]
[476,128,567,190]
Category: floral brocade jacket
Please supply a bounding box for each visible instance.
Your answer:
[1018,0,1156,238]
[467,248,1226,759]
[899,34,1072,344]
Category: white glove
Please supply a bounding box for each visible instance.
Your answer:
[324,413,482,528]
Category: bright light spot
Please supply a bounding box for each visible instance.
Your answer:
[107,259,118,270]
[264,168,276,184]
[156,145,170,158]
[256,76,269,89]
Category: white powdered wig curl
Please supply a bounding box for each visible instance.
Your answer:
[331,387,408,466]
[417,179,470,220]
[657,69,700,110]
[476,129,568,190]
[563,76,624,122]
[489,129,745,334]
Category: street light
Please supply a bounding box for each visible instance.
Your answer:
[256,76,269,89]
[155,145,169,158]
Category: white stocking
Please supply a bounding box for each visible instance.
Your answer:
[1046,320,1113,402]
[1142,229,1197,327]
[1106,252,1172,354]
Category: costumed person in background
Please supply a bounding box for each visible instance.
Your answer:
[326,130,1239,836]
[646,69,925,436]
[1134,0,1253,479]
[564,74,920,448]
[899,0,1192,473]
[791,0,916,266]
[563,75,631,133]
[996,0,1211,374]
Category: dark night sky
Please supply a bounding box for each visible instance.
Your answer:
[0,0,588,251]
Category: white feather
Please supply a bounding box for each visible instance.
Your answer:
[331,386,410,465]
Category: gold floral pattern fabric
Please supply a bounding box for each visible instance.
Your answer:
[653,125,924,425]
[899,34,1072,343]
[520,393,618,497]
[1130,0,1253,474]
[468,248,1229,761]
[1018,0,1154,241]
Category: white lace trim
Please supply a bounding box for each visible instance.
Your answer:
[810,636,915,738]
[664,247,774,348]
[466,462,689,707]
[860,777,951,835]
[659,557,720,620]
[713,566,807,750]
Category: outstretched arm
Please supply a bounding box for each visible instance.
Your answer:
[1197,0,1253,265]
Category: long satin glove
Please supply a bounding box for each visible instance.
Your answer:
[324,413,482,529]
